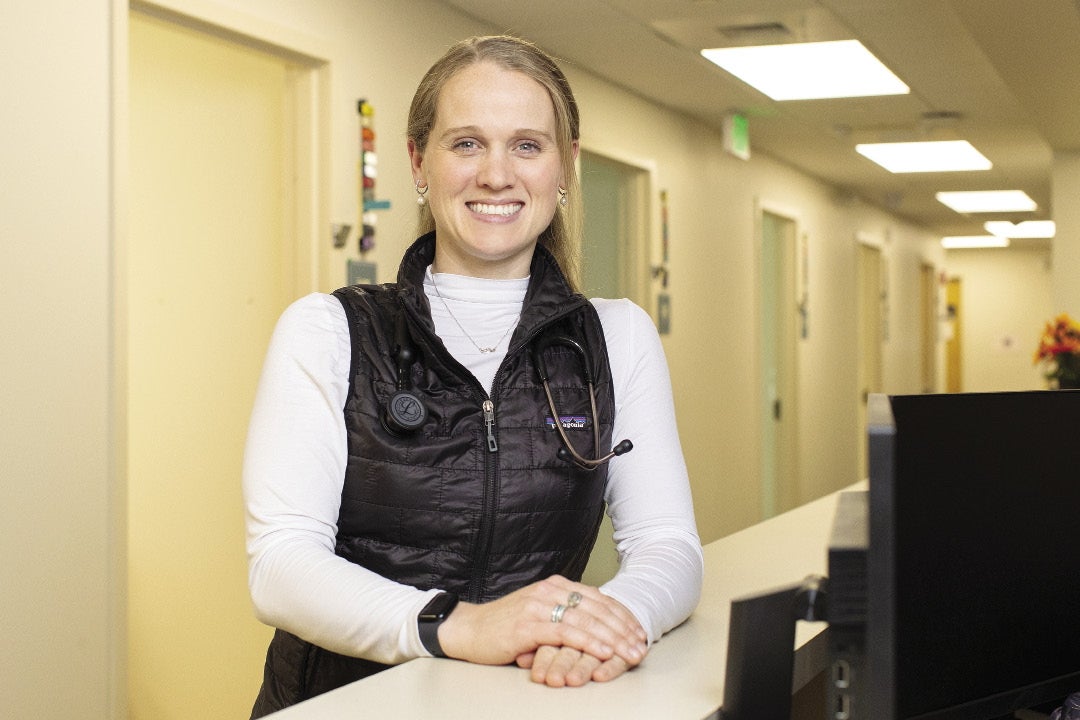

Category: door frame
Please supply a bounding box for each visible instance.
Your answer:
[756,198,801,519]
[920,262,939,393]
[126,0,330,296]
[111,1,330,711]
[855,234,885,480]
[576,145,653,586]
[578,143,656,312]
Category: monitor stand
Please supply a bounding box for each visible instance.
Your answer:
[720,575,828,720]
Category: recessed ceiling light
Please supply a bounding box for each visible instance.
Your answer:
[935,190,1037,214]
[984,220,1056,238]
[700,39,909,101]
[941,236,1011,249]
[856,140,992,173]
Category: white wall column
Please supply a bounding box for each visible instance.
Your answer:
[1052,150,1080,315]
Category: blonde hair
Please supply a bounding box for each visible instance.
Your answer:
[407,35,583,290]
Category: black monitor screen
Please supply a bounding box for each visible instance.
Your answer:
[872,390,1080,720]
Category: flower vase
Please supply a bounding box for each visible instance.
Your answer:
[1058,354,1080,389]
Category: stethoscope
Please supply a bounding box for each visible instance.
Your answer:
[530,332,633,469]
[382,311,633,470]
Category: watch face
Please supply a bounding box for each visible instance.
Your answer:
[420,592,459,622]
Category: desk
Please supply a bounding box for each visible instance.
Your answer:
[268,486,855,719]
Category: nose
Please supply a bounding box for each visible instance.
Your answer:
[476,147,514,190]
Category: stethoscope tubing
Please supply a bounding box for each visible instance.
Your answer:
[533,332,631,470]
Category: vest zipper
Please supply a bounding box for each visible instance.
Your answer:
[403,297,589,602]
[471,395,499,601]
[482,400,498,452]
[470,307,594,600]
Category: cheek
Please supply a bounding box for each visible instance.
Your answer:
[529,162,565,195]
[428,171,470,207]
[426,157,468,189]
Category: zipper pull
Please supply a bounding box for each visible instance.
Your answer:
[482,400,498,452]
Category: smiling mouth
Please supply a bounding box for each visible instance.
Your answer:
[467,202,523,217]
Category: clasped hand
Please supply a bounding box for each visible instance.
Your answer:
[436,575,648,687]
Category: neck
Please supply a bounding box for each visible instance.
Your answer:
[431,245,534,280]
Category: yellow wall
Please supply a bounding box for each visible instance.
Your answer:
[127,13,290,717]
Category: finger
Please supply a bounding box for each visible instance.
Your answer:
[592,654,631,683]
[543,580,647,643]
[538,646,583,688]
[564,652,602,687]
[515,651,536,669]
[571,593,645,643]
[552,604,646,667]
[528,645,560,684]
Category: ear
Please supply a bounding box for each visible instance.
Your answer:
[407,138,425,185]
[561,139,580,187]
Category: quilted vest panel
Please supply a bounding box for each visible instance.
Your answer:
[333,234,614,603]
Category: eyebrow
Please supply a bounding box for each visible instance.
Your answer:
[438,125,556,142]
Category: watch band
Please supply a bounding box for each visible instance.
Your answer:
[418,592,459,658]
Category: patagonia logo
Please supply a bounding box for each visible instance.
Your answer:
[545,415,590,431]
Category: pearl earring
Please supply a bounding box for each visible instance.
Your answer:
[416,181,429,207]
[558,187,568,207]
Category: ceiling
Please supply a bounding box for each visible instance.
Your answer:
[439,0,1080,245]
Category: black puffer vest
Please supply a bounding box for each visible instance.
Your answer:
[251,234,615,717]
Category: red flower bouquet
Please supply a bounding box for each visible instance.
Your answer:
[1034,313,1080,388]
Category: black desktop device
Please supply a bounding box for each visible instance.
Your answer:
[826,490,870,720]
[827,391,1080,720]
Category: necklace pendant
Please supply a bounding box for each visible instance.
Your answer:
[430,273,517,356]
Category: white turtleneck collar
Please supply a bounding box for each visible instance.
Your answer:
[423,266,529,392]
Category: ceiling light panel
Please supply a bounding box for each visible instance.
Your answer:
[941,236,1010,249]
[700,39,909,101]
[855,140,992,173]
[935,190,1037,214]
[984,220,1056,238]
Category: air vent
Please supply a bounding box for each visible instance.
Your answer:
[922,110,964,122]
[716,21,792,41]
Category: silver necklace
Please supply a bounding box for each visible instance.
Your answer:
[430,272,519,353]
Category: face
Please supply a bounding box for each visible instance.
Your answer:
[409,61,575,279]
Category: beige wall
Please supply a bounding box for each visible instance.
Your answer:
[0,0,989,717]
[946,246,1054,392]
[0,1,123,718]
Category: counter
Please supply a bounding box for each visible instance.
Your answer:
[267,485,854,719]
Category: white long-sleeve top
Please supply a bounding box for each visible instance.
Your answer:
[243,269,704,665]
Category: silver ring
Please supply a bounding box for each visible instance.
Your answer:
[550,603,568,623]
[567,591,583,608]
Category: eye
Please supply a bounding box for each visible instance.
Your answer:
[515,141,542,154]
[452,139,480,153]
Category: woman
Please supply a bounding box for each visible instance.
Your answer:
[244,35,702,717]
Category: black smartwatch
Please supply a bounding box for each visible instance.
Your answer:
[418,591,459,658]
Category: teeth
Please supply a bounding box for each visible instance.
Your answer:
[469,202,522,216]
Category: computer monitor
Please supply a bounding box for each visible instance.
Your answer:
[830,390,1080,720]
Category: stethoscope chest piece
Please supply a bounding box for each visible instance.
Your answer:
[383,388,427,436]
[382,308,428,437]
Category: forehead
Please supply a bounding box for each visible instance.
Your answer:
[434,61,557,132]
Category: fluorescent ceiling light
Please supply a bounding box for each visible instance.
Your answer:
[855,140,992,173]
[935,190,1037,213]
[941,236,1010,249]
[984,220,1056,238]
[700,39,909,101]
